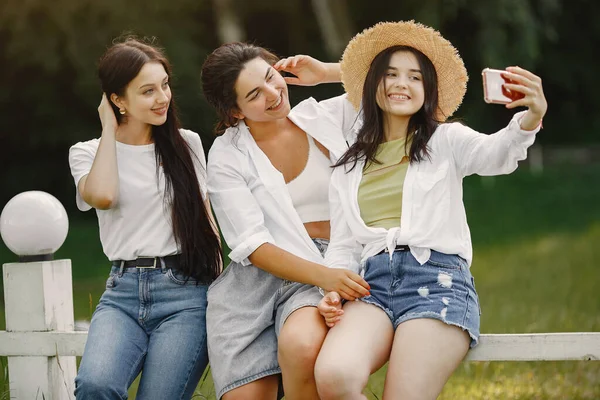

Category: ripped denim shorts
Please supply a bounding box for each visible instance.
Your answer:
[359,249,481,347]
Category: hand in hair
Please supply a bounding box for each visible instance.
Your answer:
[502,66,547,130]
[98,93,119,131]
[274,55,341,86]
[318,291,344,328]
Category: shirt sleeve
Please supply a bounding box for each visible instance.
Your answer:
[68,142,96,212]
[446,111,540,178]
[323,172,362,273]
[207,145,275,265]
[318,94,360,140]
[180,129,208,200]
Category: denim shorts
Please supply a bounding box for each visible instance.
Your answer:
[206,238,328,399]
[360,249,481,348]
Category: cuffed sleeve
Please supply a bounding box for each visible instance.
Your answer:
[207,145,275,265]
[447,111,540,178]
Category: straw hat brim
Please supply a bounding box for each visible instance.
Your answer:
[340,21,468,120]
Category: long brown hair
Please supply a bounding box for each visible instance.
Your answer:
[201,42,279,135]
[335,46,440,171]
[98,37,221,283]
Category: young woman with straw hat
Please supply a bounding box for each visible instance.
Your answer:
[280,20,547,399]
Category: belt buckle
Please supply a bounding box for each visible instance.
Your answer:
[136,257,157,269]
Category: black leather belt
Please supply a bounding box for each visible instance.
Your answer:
[112,255,180,269]
[376,245,410,256]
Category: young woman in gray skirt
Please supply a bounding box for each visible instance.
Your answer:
[200,43,370,400]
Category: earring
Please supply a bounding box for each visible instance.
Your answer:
[119,109,126,115]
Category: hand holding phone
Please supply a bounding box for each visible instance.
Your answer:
[482,68,525,104]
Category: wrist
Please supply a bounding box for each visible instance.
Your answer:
[312,264,329,288]
[323,63,342,83]
[519,112,543,132]
[101,127,118,138]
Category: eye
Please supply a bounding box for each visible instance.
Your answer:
[144,88,154,95]
[386,72,397,78]
[410,75,422,81]
[162,81,169,88]
[266,73,274,81]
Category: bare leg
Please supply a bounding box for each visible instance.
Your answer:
[222,375,279,400]
[383,319,470,400]
[315,301,394,400]
[278,306,328,400]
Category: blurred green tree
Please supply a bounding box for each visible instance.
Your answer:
[0,0,597,214]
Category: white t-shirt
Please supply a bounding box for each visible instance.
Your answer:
[68,129,207,261]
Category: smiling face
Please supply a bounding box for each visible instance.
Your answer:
[233,57,290,122]
[111,61,171,126]
[376,51,425,121]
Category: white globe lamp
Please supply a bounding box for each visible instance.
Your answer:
[0,191,69,262]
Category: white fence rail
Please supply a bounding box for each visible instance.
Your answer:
[0,331,599,361]
[2,259,600,399]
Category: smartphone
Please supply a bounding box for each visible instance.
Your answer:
[482,68,524,104]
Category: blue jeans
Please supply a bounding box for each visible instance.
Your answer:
[75,264,209,399]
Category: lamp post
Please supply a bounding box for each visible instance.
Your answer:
[1,191,76,400]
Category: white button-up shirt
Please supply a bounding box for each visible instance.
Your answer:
[207,95,357,266]
[324,111,540,273]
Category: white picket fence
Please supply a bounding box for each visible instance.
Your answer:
[1,260,600,399]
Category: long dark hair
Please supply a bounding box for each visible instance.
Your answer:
[335,45,440,171]
[98,37,221,283]
[201,42,279,135]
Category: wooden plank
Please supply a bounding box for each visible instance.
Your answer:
[466,333,600,361]
[0,331,87,356]
[0,331,599,361]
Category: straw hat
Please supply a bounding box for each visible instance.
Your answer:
[340,20,468,120]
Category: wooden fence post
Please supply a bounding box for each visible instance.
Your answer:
[3,260,76,399]
[1,191,75,399]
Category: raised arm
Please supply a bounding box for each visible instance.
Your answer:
[77,94,120,209]
[449,67,547,177]
[274,55,341,86]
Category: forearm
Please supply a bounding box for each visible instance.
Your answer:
[321,63,341,83]
[82,129,119,209]
[248,243,326,286]
[452,114,538,177]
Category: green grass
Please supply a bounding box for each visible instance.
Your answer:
[1,163,599,399]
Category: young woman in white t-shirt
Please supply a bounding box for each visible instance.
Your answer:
[68,37,221,399]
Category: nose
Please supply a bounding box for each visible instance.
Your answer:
[157,88,170,104]
[264,83,279,100]
[392,76,408,89]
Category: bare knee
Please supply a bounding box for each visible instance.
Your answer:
[315,359,368,400]
[278,327,324,371]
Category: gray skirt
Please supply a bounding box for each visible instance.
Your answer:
[206,239,328,399]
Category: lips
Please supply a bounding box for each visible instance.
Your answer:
[267,93,283,111]
[388,93,411,101]
[152,106,168,115]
